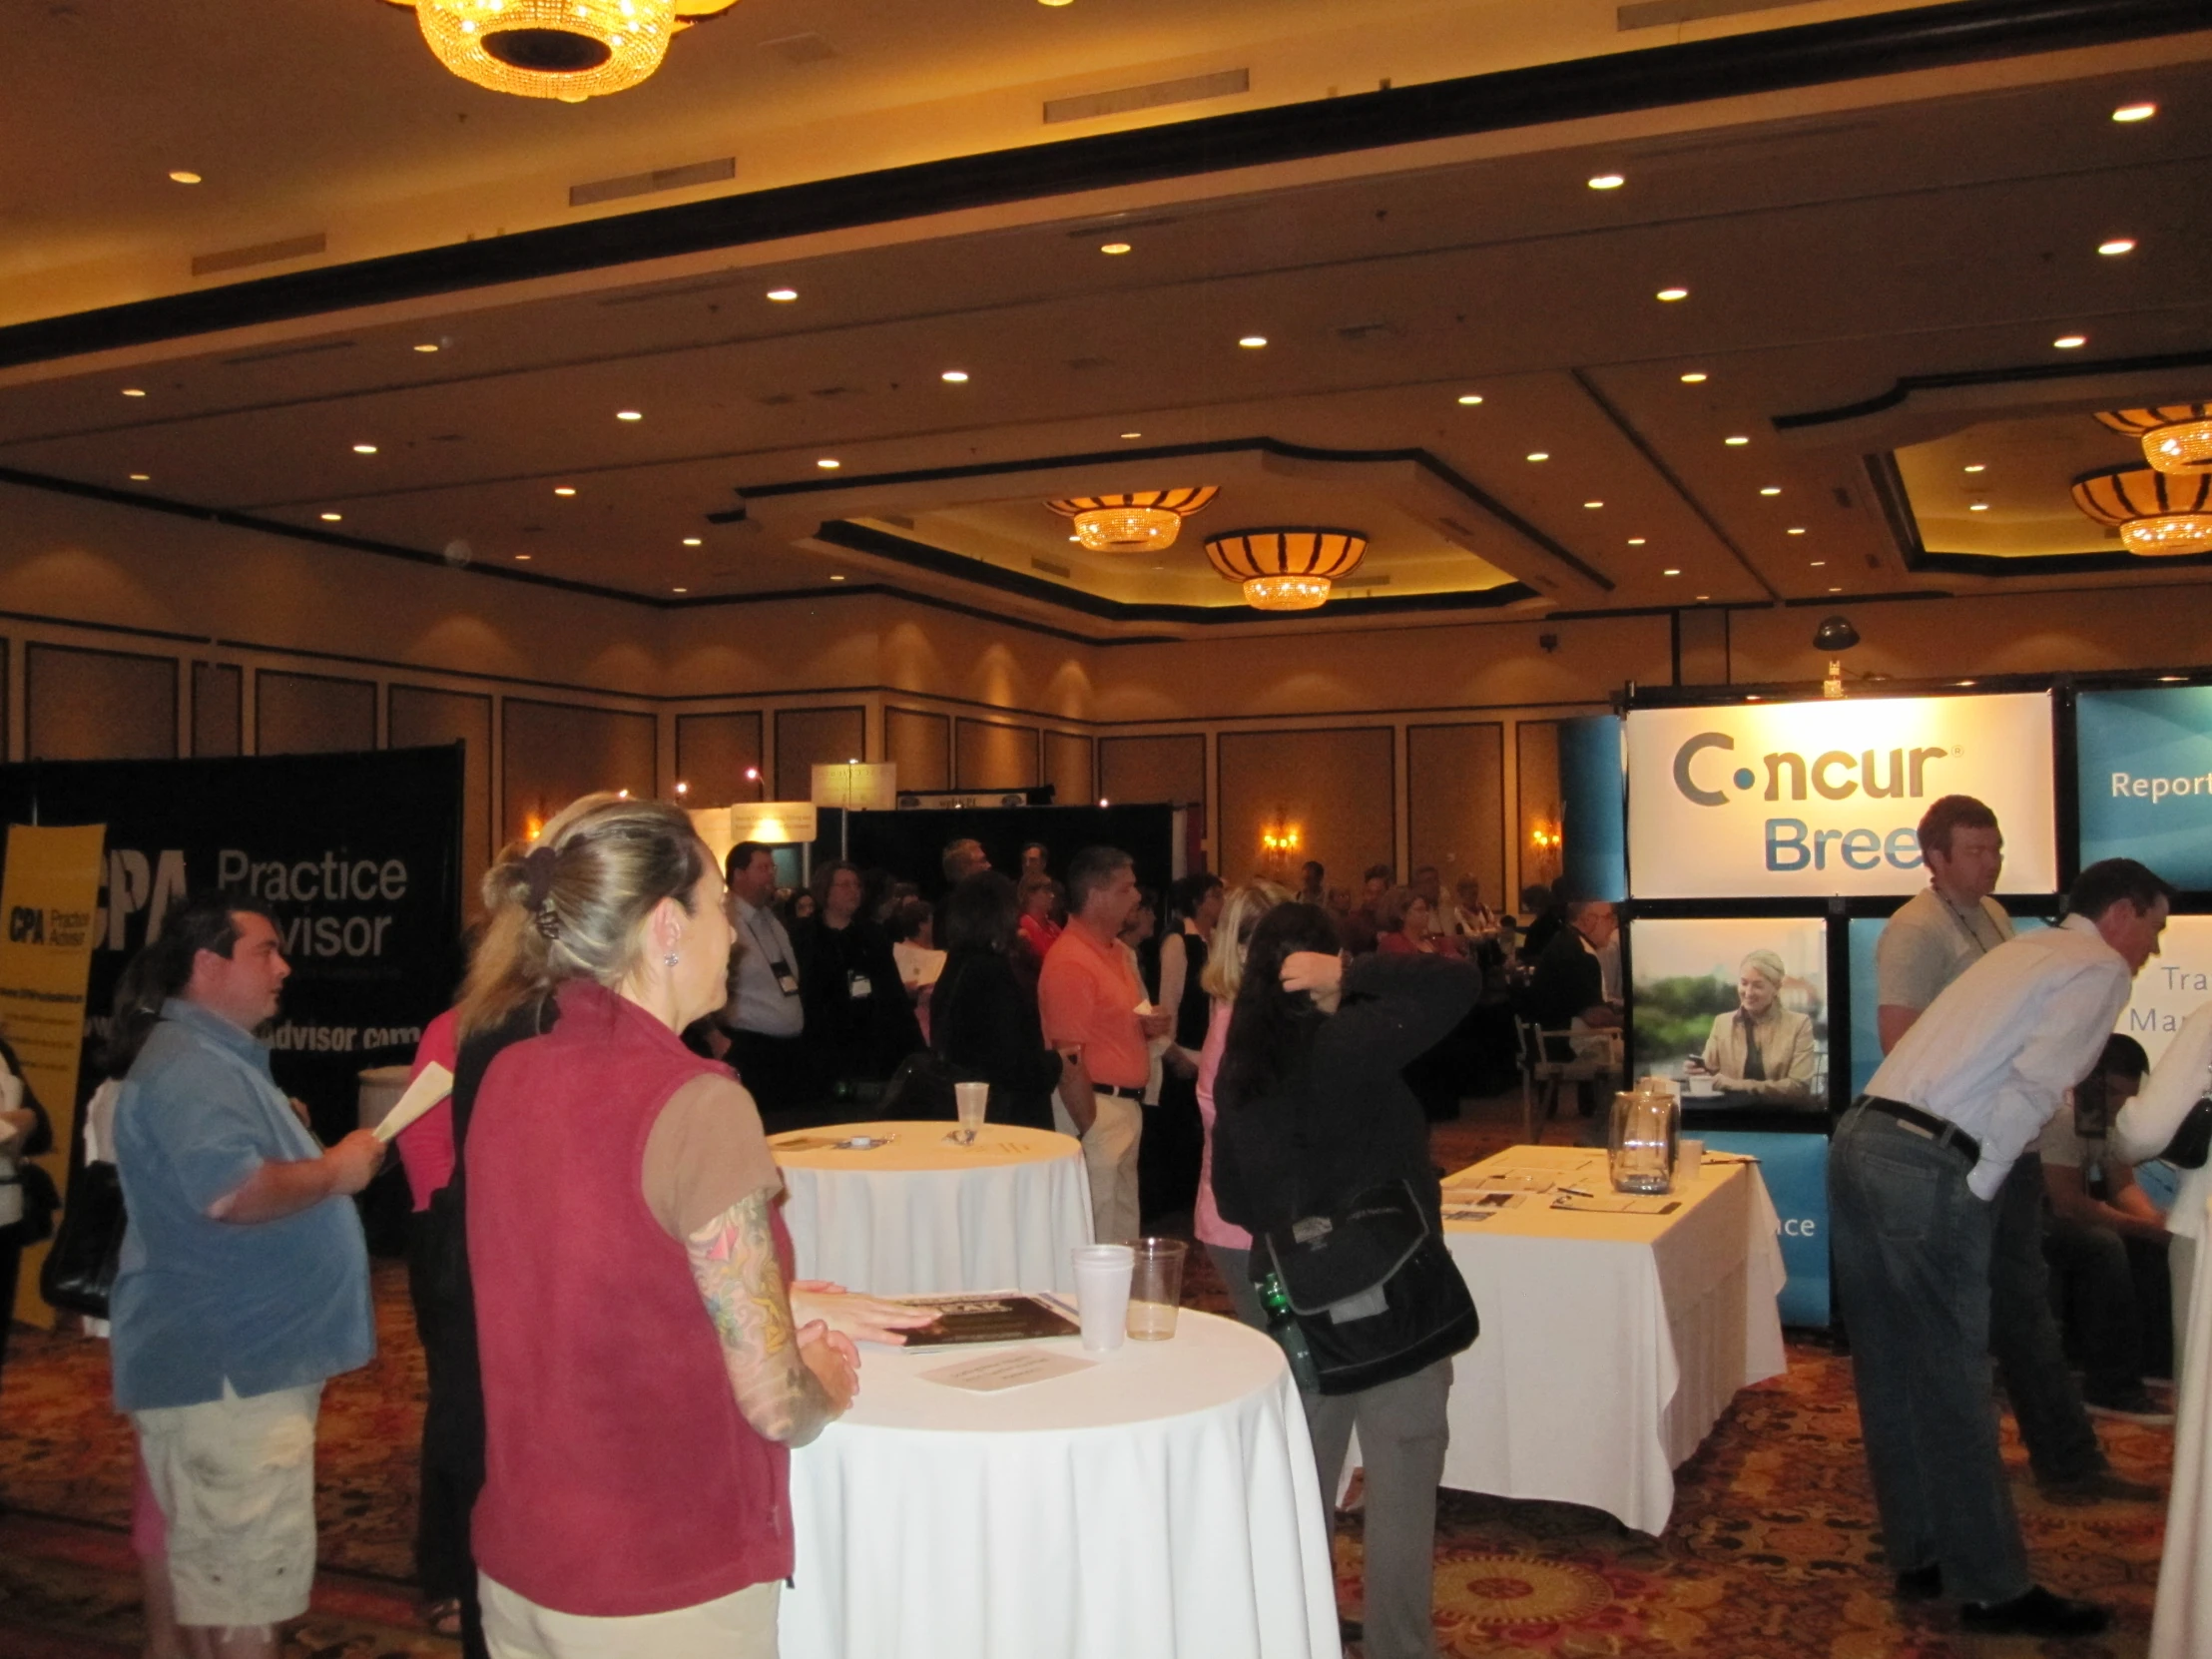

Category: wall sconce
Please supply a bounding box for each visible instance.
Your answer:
[1528,823,1560,851]
[1260,826,1303,854]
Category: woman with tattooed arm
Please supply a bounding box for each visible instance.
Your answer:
[459,794,929,1658]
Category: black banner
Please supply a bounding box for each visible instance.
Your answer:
[0,746,465,1144]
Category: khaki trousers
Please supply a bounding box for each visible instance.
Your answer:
[1054,1091,1142,1245]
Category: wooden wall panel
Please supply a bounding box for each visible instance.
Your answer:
[1218,728,1393,892]
[1043,730,1093,806]
[1407,722,1507,916]
[775,706,865,803]
[1098,734,1205,809]
[256,670,375,755]
[885,708,951,794]
[503,699,656,844]
[192,662,242,757]
[675,711,765,801]
[955,719,1039,792]
[390,685,495,882]
[26,643,177,761]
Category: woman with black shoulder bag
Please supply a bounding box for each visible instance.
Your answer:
[1213,903,1479,1659]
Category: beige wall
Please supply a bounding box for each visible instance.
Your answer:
[1218,727,1394,893]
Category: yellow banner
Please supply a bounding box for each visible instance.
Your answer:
[0,822,107,1328]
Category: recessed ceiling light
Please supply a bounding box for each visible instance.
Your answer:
[1696,595,1709,602]
[1663,568,1681,576]
[683,536,702,546]
[1583,500,1604,509]
[941,369,969,382]
[2097,238,2136,256]
[122,387,146,397]
[1787,526,1806,535]
[413,342,440,352]
[319,511,342,522]
[1656,286,1689,301]
[818,458,841,469]
[1829,585,1843,592]
[1811,559,1827,567]
[1120,431,1142,439]
[767,287,799,301]
[554,486,577,496]
[1587,174,1625,191]
[1680,371,1708,384]
[129,472,150,481]
[352,442,378,454]
[2052,334,2087,349]
[616,409,643,420]
[168,170,202,185]
[673,587,688,594]
[1526,451,1549,462]
[1040,0,1074,9]
[1724,435,1750,446]
[1238,334,1268,348]
[1100,242,1132,256]
[514,553,532,561]
[1962,463,1985,473]
[2112,102,2157,123]
[1760,485,1782,495]
[1627,537,1646,546]
[1968,502,1989,512]
[830,574,846,581]
[1455,393,1483,405]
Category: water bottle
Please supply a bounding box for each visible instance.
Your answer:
[1258,1268,1321,1394]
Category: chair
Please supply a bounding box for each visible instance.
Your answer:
[1512,1015,1621,1145]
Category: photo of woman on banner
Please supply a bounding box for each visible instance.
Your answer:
[1688,949,1818,1100]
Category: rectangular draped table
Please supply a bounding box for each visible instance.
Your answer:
[1434,1143,1788,1534]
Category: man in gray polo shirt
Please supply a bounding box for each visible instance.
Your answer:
[1875,796,2155,1507]
[720,840,814,1111]
[112,892,382,1659]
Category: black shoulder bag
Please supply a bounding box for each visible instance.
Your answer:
[879,961,980,1121]
[1258,1074,1478,1396]
[2159,1098,2212,1170]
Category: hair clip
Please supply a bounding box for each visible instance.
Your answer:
[524,844,560,938]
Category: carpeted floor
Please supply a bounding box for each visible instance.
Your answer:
[0,1090,2172,1657]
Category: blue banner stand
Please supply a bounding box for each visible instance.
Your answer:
[1696,1129,1831,1329]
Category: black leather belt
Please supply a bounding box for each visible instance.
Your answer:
[1096,1083,1146,1101]
[1855,1095,1982,1165]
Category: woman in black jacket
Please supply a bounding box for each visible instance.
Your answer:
[931,872,1068,1131]
[1213,903,1478,1659]
[795,859,923,1100]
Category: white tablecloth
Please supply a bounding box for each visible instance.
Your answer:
[2151,1198,2212,1659]
[1434,1143,1788,1534]
[782,1310,1339,1659]
[772,1121,1092,1295]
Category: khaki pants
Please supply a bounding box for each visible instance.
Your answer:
[1054,1091,1142,1245]
[481,1574,779,1659]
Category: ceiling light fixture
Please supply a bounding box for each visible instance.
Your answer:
[616,409,643,421]
[515,553,532,561]
[319,512,343,522]
[1680,372,1708,384]
[683,536,702,546]
[380,0,740,102]
[2096,405,2212,476]
[2098,238,2137,256]
[2053,334,2088,349]
[766,287,799,302]
[1525,451,1549,462]
[2071,462,2212,555]
[1656,286,1689,301]
[1583,500,1604,509]
[1724,435,1749,446]
[1627,537,1646,546]
[1205,528,1368,611]
[1587,174,1625,190]
[554,486,577,495]
[1662,568,1681,576]
[1968,502,1989,512]
[941,370,969,383]
[1100,242,1132,256]
[673,587,688,594]
[817,458,840,469]
[1760,486,1782,496]
[1963,463,1986,473]
[1238,334,1269,349]
[2112,102,2157,122]
[129,473,150,481]
[830,574,846,581]
[352,443,378,454]
[1455,393,1483,406]
[1120,431,1142,439]
[122,387,146,397]
[1047,486,1219,554]
[1788,526,1806,535]
[1811,559,1826,567]
[168,170,202,184]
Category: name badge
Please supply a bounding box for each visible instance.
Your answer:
[846,969,873,1000]
[770,958,800,997]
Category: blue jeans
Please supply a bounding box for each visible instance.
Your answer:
[1829,1106,2032,1605]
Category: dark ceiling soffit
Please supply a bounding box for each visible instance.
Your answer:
[734,434,1615,592]
[1775,343,2212,430]
[812,519,1541,627]
[2,0,2199,370]
[1859,447,2201,576]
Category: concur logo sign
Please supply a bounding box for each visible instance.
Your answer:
[1626,695,2057,899]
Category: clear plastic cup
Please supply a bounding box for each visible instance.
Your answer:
[954,1081,989,1141]
[1127,1238,1187,1340]
[1677,1138,1705,1183]
[1071,1244,1134,1353]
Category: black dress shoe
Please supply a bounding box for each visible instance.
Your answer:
[1959,1586,2109,1637]
[1893,1563,1941,1601]
[1339,1616,1364,1645]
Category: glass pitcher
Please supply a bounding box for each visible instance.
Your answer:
[1608,1082,1679,1195]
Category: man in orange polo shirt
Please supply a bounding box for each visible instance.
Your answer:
[1039,845,1173,1244]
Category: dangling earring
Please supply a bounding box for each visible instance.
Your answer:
[663,951,681,966]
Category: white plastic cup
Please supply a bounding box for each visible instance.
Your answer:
[954,1081,989,1138]
[1678,1139,1705,1182]
[1071,1244,1134,1354]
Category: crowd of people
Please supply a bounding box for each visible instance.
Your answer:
[41,790,2212,1655]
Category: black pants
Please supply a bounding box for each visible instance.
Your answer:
[1138,1071,1204,1227]
[407,1210,489,1659]
[0,1233,20,1389]
[727,1028,819,1112]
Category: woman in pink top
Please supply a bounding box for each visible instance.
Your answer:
[1194,880,1290,1332]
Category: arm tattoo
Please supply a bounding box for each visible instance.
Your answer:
[687,1190,836,1446]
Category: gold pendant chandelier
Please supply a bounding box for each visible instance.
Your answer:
[382,0,739,102]
[1045,488,1217,554]
[2071,463,2212,557]
[1204,528,1369,610]
[2096,404,2212,477]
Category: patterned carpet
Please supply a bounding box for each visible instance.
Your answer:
[0,1093,2174,1657]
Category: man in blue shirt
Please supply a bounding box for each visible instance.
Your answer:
[111,892,383,1659]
